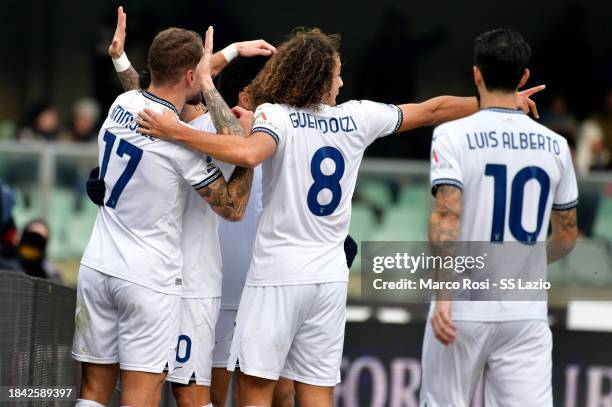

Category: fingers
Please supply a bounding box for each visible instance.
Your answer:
[520,84,545,97]
[204,26,214,56]
[431,310,456,345]
[231,106,249,117]
[527,98,539,119]
[256,39,277,53]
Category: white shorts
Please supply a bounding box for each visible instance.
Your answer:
[166,297,221,386]
[228,282,347,386]
[419,319,553,407]
[212,309,237,368]
[72,265,180,373]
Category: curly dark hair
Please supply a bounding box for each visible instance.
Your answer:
[245,28,340,111]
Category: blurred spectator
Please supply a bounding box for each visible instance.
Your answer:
[0,183,20,272]
[540,94,578,142]
[62,98,101,143]
[16,101,60,142]
[17,219,62,283]
[576,89,612,175]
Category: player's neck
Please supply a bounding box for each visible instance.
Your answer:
[478,90,519,111]
[146,85,185,114]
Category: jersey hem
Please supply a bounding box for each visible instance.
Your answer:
[80,260,182,296]
[180,293,222,299]
[552,199,578,210]
[245,277,349,287]
[445,315,548,322]
[252,126,280,145]
[392,104,403,133]
[193,168,222,190]
[431,178,463,196]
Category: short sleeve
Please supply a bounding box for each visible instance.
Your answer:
[251,103,285,148]
[354,100,403,146]
[552,143,579,210]
[430,126,463,196]
[171,122,223,190]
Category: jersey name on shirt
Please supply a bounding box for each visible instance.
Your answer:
[430,107,578,321]
[247,100,402,286]
[81,90,221,295]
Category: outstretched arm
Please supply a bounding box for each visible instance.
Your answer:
[210,39,277,76]
[397,85,545,132]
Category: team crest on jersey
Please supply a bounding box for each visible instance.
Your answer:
[205,156,216,173]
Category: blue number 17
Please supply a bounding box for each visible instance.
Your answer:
[99,130,143,209]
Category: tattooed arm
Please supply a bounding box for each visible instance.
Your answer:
[547,208,578,264]
[195,85,254,221]
[428,185,462,346]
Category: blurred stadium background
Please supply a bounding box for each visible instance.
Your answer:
[1,0,612,405]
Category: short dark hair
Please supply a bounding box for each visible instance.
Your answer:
[148,28,203,86]
[474,29,531,92]
[216,56,269,108]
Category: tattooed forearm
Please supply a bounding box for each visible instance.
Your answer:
[117,65,140,91]
[203,87,246,138]
[429,186,462,244]
[199,168,253,221]
[547,208,578,263]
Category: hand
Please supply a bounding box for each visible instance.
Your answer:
[431,300,456,345]
[108,6,127,59]
[234,39,277,57]
[231,106,254,135]
[196,26,215,89]
[517,85,545,119]
[136,108,181,140]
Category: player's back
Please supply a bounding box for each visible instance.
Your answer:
[431,107,578,320]
[81,90,221,295]
[248,100,402,285]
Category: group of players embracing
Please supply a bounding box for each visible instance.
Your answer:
[72,5,576,407]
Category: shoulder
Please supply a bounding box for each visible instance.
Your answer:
[188,112,216,133]
[434,112,481,135]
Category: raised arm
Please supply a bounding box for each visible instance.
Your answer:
[397,85,545,132]
[137,27,276,168]
[108,6,140,91]
[210,39,276,77]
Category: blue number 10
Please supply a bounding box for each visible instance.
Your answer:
[485,164,550,243]
[99,130,143,209]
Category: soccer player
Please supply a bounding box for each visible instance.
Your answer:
[72,26,255,407]
[137,27,542,407]
[92,7,275,407]
[421,29,578,406]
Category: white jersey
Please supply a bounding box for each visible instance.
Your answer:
[247,101,403,286]
[218,164,263,309]
[81,90,222,295]
[430,107,579,321]
[180,113,226,298]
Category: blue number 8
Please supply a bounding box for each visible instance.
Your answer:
[307,146,345,216]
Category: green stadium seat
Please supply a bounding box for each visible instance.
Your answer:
[355,179,393,208]
[373,206,428,241]
[593,197,612,241]
[563,239,612,285]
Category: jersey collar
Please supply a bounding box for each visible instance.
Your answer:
[141,90,179,116]
[481,107,525,115]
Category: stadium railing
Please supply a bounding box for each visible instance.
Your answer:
[0,270,78,406]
